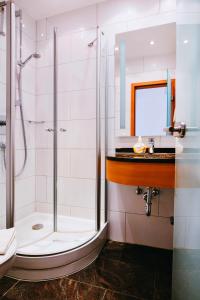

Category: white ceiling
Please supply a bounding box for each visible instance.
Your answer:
[15,0,106,20]
[116,23,176,60]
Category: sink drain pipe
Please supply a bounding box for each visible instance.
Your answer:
[143,187,159,216]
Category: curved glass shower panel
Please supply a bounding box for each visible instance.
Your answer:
[56,27,98,249]
[15,12,54,254]
[0,4,6,230]
[100,30,107,227]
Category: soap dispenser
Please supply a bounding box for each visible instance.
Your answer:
[133,136,146,154]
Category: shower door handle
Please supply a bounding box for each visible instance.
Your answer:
[59,128,67,132]
[45,128,54,132]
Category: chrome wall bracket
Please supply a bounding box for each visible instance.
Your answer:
[136,186,143,195]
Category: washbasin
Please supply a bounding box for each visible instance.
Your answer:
[106,148,175,188]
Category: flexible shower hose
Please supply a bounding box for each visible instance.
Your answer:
[2,65,28,177]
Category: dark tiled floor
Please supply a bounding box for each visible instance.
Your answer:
[0,241,172,300]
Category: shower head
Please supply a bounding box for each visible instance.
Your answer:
[18,52,41,68]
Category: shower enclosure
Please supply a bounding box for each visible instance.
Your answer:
[0,1,107,281]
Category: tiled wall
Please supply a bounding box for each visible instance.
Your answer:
[0,10,37,227]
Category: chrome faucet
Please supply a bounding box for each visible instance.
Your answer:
[148,138,155,154]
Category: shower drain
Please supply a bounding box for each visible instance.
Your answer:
[32,224,44,230]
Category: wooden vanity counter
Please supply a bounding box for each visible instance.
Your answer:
[106,153,175,188]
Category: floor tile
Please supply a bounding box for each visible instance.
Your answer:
[101,241,125,260]
[154,271,172,300]
[70,256,155,299]
[0,241,172,300]
[103,290,140,300]
[1,278,105,300]
[0,277,18,298]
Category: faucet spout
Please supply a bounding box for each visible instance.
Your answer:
[148,138,155,154]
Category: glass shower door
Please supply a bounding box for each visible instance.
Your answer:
[56,27,97,248]
[172,1,200,299]
[0,4,6,229]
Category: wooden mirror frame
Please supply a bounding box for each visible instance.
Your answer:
[130,79,176,136]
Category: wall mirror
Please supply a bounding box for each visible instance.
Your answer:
[115,23,176,137]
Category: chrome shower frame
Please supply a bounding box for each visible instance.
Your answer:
[4,0,16,229]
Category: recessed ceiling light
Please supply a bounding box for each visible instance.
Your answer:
[115,47,119,52]
[22,23,25,28]
[183,39,189,44]
[40,33,44,37]
[150,40,155,45]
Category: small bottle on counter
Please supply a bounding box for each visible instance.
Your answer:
[133,136,146,154]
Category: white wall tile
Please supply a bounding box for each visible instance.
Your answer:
[177,0,200,13]
[108,183,159,216]
[0,49,6,84]
[70,89,96,120]
[108,211,126,242]
[57,177,95,209]
[36,39,53,68]
[36,66,53,95]
[58,64,73,92]
[98,0,160,26]
[36,19,48,42]
[127,11,176,32]
[58,34,72,64]
[15,202,35,222]
[15,149,35,179]
[46,4,97,36]
[71,59,96,91]
[68,119,96,149]
[126,213,173,249]
[19,11,36,41]
[0,82,6,116]
[160,0,176,13]
[71,29,97,61]
[36,176,47,203]
[58,93,70,121]
[36,149,53,176]
[15,177,36,210]
[159,189,174,217]
[185,217,200,249]
[58,149,70,178]
[70,207,95,220]
[21,66,36,95]
[70,149,96,179]
[36,95,53,122]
